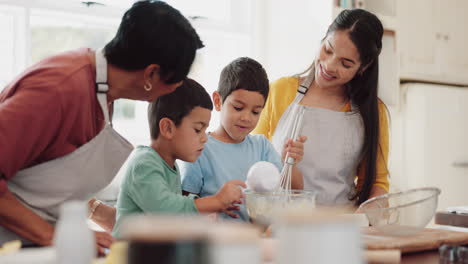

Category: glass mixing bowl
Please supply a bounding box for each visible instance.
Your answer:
[244,190,316,227]
[359,187,441,236]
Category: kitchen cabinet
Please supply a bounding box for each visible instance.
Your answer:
[438,0,468,81]
[398,0,468,85]
[402,83,468,211]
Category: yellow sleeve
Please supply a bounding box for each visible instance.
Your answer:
[356,101,390,192]
[253,82,273,140]
[252,77,298,140]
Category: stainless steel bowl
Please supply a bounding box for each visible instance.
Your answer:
[359,187,441,236]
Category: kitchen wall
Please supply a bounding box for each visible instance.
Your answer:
[251,0,331,80]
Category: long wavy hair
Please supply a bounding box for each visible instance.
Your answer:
[299,9,385,205]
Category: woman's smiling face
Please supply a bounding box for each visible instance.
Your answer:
[314,30,362,90]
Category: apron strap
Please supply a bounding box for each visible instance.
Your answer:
[292,67,315,104]
[298,68,315,95]
[95,49,108,93]
[95,49,110,124]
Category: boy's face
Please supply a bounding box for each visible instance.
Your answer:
[216,89,265,143]
[173,106,211,162]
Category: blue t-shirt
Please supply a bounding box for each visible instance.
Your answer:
[180,134,282,221]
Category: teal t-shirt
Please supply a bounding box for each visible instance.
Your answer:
[180,134,282,222]
[113,146,198,237]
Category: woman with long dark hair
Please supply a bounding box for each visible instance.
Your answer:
[253,9,389,206]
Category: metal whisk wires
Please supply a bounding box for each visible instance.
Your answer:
[275,105,306,195]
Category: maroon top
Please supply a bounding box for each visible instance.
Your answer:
[0,48,105,194]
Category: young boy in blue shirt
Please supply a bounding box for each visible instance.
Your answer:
[113,79,245,237]
[181,58,306,221]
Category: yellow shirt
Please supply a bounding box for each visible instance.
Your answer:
[252,77,389,192]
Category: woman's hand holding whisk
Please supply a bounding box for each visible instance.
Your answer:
[282,136,308,164]
[278,136,307,190]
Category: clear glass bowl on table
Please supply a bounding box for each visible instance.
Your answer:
[244,189,316,227]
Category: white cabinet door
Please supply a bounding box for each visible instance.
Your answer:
[398,0,468,85]
[404,83,468,211]
[438,0,468,83]
[378,33,399,106]
[398,0,438,80]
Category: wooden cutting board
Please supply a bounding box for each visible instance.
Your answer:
[363,227,468,253]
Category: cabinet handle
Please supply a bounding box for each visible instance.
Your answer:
[452,162,468,167]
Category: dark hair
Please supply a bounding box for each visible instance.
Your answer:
[328,9,385,205]
[217,57,269,103]
[148,78,213,140]
[104,1,204,84]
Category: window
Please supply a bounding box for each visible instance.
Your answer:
[0,5,26,89]
[0,11,16,88]
[30,9,118,64]
[166,0,232,22]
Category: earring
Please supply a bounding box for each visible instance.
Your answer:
[144,83,152,91]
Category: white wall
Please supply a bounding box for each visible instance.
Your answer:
[253,0,333,81]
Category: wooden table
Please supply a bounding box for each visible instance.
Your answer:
[365,225,468,263]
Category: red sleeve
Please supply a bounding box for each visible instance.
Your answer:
[0,82,62,195]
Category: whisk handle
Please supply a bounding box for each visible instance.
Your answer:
[285,156,295,165]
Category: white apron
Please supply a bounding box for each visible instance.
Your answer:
[272,70,364,206]
[1,50,133,244]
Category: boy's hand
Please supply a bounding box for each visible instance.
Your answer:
[88,200,116,233]
[222,204,242,218]
[215,180,246,210]
[282,136,307,164]
[94,231,115,256]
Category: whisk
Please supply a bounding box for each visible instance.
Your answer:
[275,105,306,194]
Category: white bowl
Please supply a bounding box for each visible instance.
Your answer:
[359,187,441,236]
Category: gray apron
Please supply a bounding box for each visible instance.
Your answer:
[1,49,133,244]
[272,70,364,206]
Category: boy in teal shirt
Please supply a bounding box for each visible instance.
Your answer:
[113,79,245,237]
[181,58,306,221]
